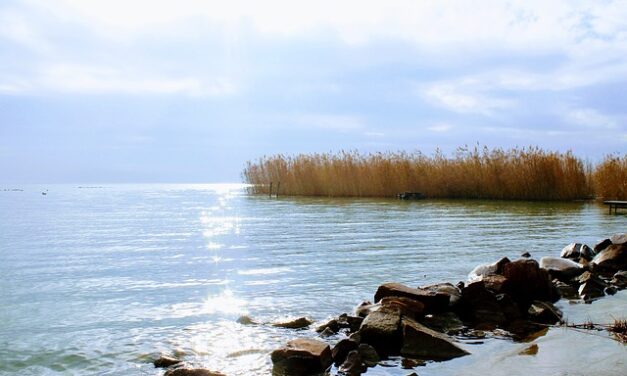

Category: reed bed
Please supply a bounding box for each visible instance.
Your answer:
[593,154,627,200]
[243,146,595,200]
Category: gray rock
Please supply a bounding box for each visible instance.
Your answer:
[236,315,256,325]
[540,257,585,280]
[420,282,462,308]
[271,338,332,375]
[355,301,379,318]
[527,301,563,324]
[610,233,627,245]
[338,314,363,333]
[553,280,579,300]
[560,243,595,261]
[400,318,469,360]
[153,355,182,368]
[319,327,335,337]
[359,307,402,355]
[332,338,359,365]
[272,317,313,329]
[316,319,339,333]
[592,244,627,271]
[421,312,464,334]
[357,343,379,367]
[468,257,511,281]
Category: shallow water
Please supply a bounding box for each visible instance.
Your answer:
[0,184,625,376]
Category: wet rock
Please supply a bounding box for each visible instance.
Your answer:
[592,244,627,271]
[236,315,256,325]
[553,280,579,300]
[153,355,182,368]
[594,238,613,254]
[578,274,606,302]
[400,318,469,360]
[611,270,627,288]
[610,233,627,245]
[380,296,425,319]
[401,358,425,368]
[338,350,366,375]
[527,301,562,324]
[359,307,402,355]
[357,343,379,367]
[560,243,595,262]
[272,317,313,329]
[374,283,449,314]
[521,251,531,258]
[458,281,507,326]
[338,314,363,333]
[605,286,618,295]
[478,274,512,295]
[519,344,538,356]
[164,369,226,376]
[271,338,332,375]
[505,320,547,342]
[495,293,522,321]
[468,257,511,281]
[355,301,379,318]
[540,257,585,281]
[316,319,339,334]
[332,339,359,365]
[420,283,462,308]
[319,327,336,337]
[422,312,464,334]
[502,259,559,309]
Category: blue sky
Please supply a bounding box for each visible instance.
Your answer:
[1,0,626,183]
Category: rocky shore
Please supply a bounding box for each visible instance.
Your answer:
[154,233,627,376]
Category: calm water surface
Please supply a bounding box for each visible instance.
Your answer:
[1,184,626,376]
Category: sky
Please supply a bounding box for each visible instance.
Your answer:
[1,0,626,183]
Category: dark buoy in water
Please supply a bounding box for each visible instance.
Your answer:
[42,192,47,195]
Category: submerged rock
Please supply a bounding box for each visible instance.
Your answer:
[272,317,313,329]
[400,318,469,360]
[236,315,257,325]
[271,338,332,375]
[153,355,182,368]
[374,283,449,313]
[164,369,226,376]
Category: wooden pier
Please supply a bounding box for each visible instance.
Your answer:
[604,200,627,214]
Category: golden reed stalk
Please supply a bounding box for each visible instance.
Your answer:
[242,146,624,201]
[593,154,627,200]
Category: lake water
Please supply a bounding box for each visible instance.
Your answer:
[1,184,626,376]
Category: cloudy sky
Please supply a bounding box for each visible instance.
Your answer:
[1,0,626,183]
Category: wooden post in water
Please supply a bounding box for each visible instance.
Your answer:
[276,182,280,198]
[269,182,273,198]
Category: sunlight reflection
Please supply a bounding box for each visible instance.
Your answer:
[202,289,247,315]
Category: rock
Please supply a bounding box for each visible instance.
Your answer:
[164,369,225,376]
[420,283,462,308]
[578,279,605,302]
[236,315,256,325]
[611,270,627,288]
[319,327,335,337]
[153,355,182,368]
[316,319,339,334]
[560,243,595,261]
[458,281,507,326]
[594,238,613,254]
[401,358,425,368]
[478,274,511,295]
[519,344,539,356]
[468,257,511,281]
[527,301,562,324]
[357,343,379,367]
[506,320,548,342]
[540,257,585,280]
[592,244,627,271]
[332,339,359,365]
[605,286,618,295]
[271,338,332,375]
[380,296,425,319]
[610,233,627,245]
[400,318,469,360]
[502,259,559,309]
[338,350,366,375]
[338,314,363,333]
[355,301,379,318]
[373,283,449,314]
[359,307,402,355]
[422,312,464,334]
[553,280,579,300]
[272,317,313,329]
[521,251,531,258]
[495,293,522,321]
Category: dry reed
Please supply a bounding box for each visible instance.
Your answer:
[593,154,627,200]
[243,146,595,200]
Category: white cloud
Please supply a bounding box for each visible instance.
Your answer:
[292,113,364,132]
[422,80,513,115]
[427,123,452,132]
[563,108,619,130]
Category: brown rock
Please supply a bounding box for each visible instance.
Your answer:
[610,233,627,245]
[374,283,449,313]
[153,355,182,368]
[422,311,464,334]
[355,301,379,318]
[502,259,559,309]
[479,274,512,295]
[338,314,363,333]
[380,296,425,319]
[527,301,563,324]
[338,350,366,375]
[271,338,332,375]
[560,243,594,261]
[540,257,585,281]
[332,338,359,365]
[272,317,313,329]
[358,307,402,355]
[458,281,507,326]
[357,343,379,367]
[594,238,612,254]
[164,369,225,376]
[592,244,627,271]
[400,318,469,360]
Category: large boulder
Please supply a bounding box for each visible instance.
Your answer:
[540,257,585,280]
[331,339,359,365]
[358,307,402,355]
[400,318,469,360]
[468,257,511,281]
[164,369,225,376]
[271,338,332,375]
[420,282,462,308]
[478,274,512,295]
[457,281,507,327]
[560,243,595,261]
[373,283,449,313]
[592,244,627,271]
[380,296,425,319]
[502,259,559,309]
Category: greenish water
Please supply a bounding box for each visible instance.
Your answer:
[0,184,625,375]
